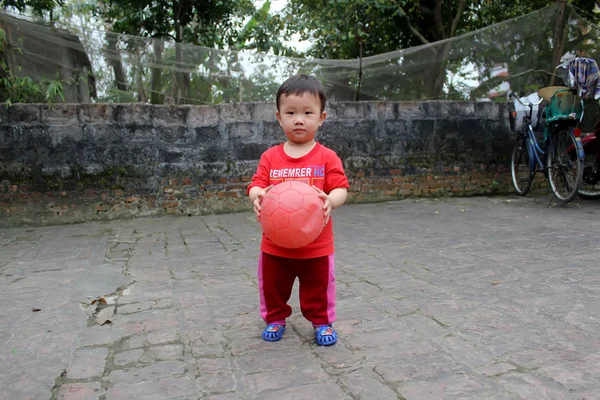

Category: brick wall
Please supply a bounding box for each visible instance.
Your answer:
[0,101,515,227]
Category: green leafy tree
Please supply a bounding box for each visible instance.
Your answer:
[282,0,473,98]
[472,0,599,27]
[1,0,62,18]
[98,0,256,104]
[236,0,299,57]
[465,1,600,100]
[282,0,600,100]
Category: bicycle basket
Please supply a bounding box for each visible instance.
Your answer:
[538,86,569,101]
[541,87,583,123]
[510,93,542,132]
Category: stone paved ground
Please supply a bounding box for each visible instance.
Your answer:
[1,196,600,400]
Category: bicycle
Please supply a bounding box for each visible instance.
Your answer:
[510,87,585,203]
[572,119,600,199]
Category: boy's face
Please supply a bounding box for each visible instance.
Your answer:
[276,93,326,145]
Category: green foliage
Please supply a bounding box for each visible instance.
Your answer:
[284,0,600,60]
[236,0,299,57]
[96,0,276,104]
[95,88,137,103]
[6,0,600,105]
[466,2,600,101]
[45,73,65,101]
[0,67,42,105]
[99,0,254,48]
[284,0,475,59]
[0,66,67,106]
[280,0,600,100]
[0,27,66,106]
[471,0,600,28]
[1,0,63,18]
[281,0,479,99]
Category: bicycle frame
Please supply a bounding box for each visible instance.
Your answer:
[523,123,545,173]
[514,98,546,174]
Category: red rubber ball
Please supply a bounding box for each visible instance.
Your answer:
[259,181,326,249]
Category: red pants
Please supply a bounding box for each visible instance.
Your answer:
[258,252,336,327]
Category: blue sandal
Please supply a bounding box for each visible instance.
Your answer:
[262,324,286,341]
[315,325,337,346]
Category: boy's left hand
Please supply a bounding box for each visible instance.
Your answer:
[312,186,331,226]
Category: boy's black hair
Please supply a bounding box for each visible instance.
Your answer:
[276,75,326,113]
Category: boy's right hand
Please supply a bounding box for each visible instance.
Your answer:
[253,185,273,221]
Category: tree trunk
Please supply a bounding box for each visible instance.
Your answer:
[97,0,127,92]
[422,0,466,99]
[173,0,190,105]
[426,41,453,99]
[550,0,568,86]
[151,39,164,104]
[355,40,363,101]
[173,26,191,104]
[174,21,182,104]
[204,51,218,103]
[182,53,191,104]
[221,54,232,103]
[105,32,127,91]
[134,43,146,102]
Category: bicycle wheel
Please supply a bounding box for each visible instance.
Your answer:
[546,129,584,203]
[510,135,533,195]
[578,153,600,199]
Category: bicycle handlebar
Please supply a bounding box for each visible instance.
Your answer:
[509,92,544,107]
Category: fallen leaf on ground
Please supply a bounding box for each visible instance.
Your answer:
[492,281,499,285]
[91,296,107,305]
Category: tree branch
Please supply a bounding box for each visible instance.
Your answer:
[390,0,430,45]
[472,68,556,98]
[419,3,432,17]
[152,33,177,41]
[432,0,445,41]
[450,0,468,38]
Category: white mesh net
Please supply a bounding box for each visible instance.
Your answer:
[1,3,600,104]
